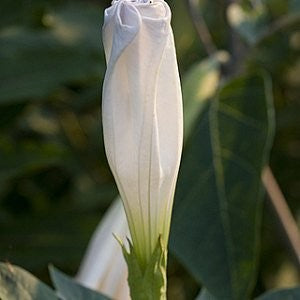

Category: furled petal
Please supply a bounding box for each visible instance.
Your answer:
[102,0,183,267]
[76,198,130,300]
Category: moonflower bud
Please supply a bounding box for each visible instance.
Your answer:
[102,0,183,269]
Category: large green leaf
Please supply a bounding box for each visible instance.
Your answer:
[256,287,300,299]
[170,72,275,299]
[49,265,110,300]
[0,262,58,300]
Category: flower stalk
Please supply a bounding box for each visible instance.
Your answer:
[121,237,167,300]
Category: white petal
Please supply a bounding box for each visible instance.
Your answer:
[102,0,183,264]
[76,198,130,300]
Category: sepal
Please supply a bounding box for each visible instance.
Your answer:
[120,237,167,300]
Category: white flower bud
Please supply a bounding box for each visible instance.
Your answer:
[102,0,183,268]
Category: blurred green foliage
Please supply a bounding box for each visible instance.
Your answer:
[0,0,116,281]
[0,0,299,299]
[0,262,109,299]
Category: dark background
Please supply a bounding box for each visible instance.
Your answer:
[0,0,299,298]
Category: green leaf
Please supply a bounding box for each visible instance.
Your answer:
[0,262,58,300]
[121,237,167,300]
[183,52,228,140]
[170,72,275,300]
[256,287,300,299]
[49,265,110,300]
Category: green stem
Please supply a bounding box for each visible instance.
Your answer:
[120,237,167,300]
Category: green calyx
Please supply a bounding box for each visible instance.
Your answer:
[120,236,167,300]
